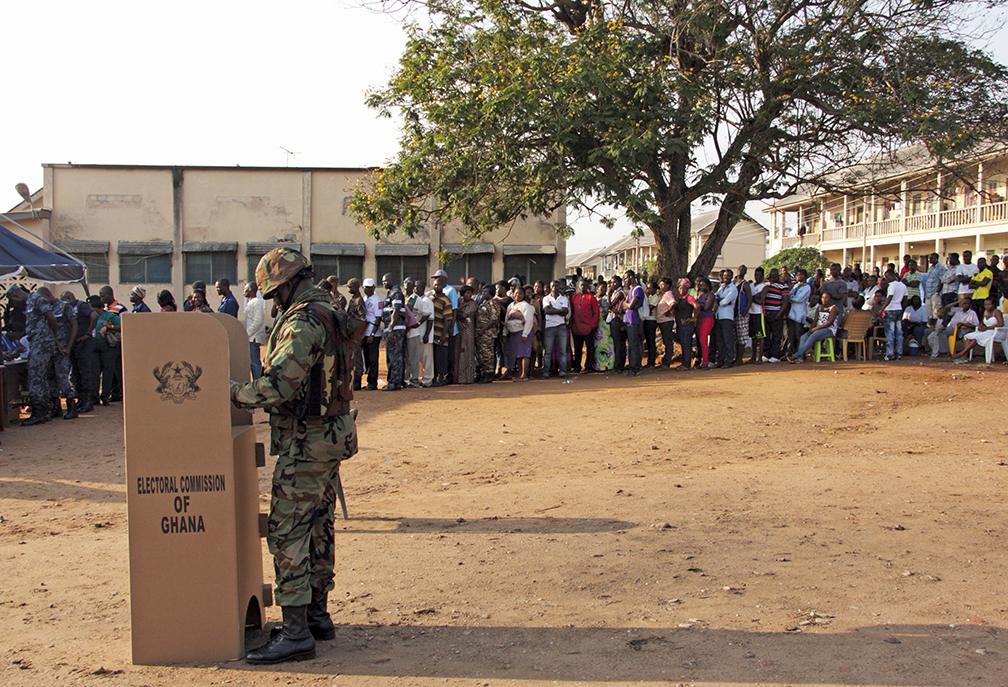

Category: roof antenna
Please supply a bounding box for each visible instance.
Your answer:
[279,146,301,167]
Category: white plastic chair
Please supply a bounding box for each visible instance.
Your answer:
[984,326,1008,363]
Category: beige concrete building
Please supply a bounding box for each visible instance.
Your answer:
[4,164,565,314]
[567,209,768,279]
[765,143,1008,268]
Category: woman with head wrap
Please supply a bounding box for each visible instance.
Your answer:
[129,286,151,313]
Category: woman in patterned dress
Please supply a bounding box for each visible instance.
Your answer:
[454,286,478,384]
[594,281,614,371]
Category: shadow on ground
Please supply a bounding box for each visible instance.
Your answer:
[336,516,638,535]
[230,622,1003,684]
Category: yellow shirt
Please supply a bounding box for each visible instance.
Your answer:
[972,268,993,300]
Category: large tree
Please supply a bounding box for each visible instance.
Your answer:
[350,0,1008,280]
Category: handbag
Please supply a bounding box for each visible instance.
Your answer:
[403,304,418,329]
[105,329,121,347]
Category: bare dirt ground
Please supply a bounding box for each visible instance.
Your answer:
[1,358,1007,687]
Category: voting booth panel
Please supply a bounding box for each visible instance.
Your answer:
[211,313,256,429]
[122,313,265,665]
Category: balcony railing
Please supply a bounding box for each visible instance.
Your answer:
[846,224,865,240]
[822,227,844,242]
[780,234,819,249]
[906,214,937,233]
[982,201,1007,223]
[808,199,1008,245]
[870,219,901,237]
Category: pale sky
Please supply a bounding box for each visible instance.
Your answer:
[4,1,1006,255]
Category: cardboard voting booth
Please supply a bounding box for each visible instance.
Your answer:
[122,312,267,665]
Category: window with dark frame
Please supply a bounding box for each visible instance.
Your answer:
[311,255,364,284]
[444,253,492,286]
[503,254,554,286]
[77,252,110,285]
[120,252,171,284]
[376,255,429,285]
[247,254,265,283]
[185,251,237,285]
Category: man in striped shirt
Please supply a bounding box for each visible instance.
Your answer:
[761,269,790,363]
[430,270,455,387]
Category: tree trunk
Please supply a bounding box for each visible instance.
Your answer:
[689,196,746,281]
[649,200,692,281]
[687,157,762,281]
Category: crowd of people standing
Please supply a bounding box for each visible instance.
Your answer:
[5,248,1005,425]
[317,251,1008,391]
[2,278,255,427]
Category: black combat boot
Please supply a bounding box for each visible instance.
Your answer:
[21,406,49,426]
[246,605,315,665]
[63,398,78,420]
[306,588,336,641]
[77,394,95,414]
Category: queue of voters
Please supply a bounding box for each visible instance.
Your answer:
[300,251,1008,391]
[4,249,1007,429]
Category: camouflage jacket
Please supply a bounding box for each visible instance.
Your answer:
[231,287,365,418]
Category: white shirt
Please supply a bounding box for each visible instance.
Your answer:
[749,282,767,314]
[243,295,267,344]
[885,280,908,311]
[406,292,433,340]
[364,292,383,336]
[956,263,978,295]
[715,282,738,320]
[903,305,928,324]
[542,294,569,328]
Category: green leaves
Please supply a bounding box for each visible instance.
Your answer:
[761,247,832,275]
[352,0,1008,279]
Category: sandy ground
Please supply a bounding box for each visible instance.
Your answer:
[1,357,1007,687]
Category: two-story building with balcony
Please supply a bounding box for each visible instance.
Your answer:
[765,143,1008,269]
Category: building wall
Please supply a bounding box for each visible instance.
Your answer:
[31,164,566,318]
[698,220,767,276]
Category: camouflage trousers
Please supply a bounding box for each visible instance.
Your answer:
[49,351,74,400]
[385,329,405,387]
[476,330,496,377]
[351,340,364,390]
[268,412,358,607]
[27,345,55,408]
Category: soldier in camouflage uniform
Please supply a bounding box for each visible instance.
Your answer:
[474,284,500,383]
[230,248,365,665]
[50,295,78,419]
[6,286,61,426]
[344,278,366,391]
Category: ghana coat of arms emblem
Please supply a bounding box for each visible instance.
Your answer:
[152,361,203,403]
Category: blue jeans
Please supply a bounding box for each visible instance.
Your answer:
[543,325,568,375]
[884,310,903,358]
[250,342,262,380]
[795,327,834,359]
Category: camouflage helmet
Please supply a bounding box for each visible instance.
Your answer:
[255,248,311,299]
